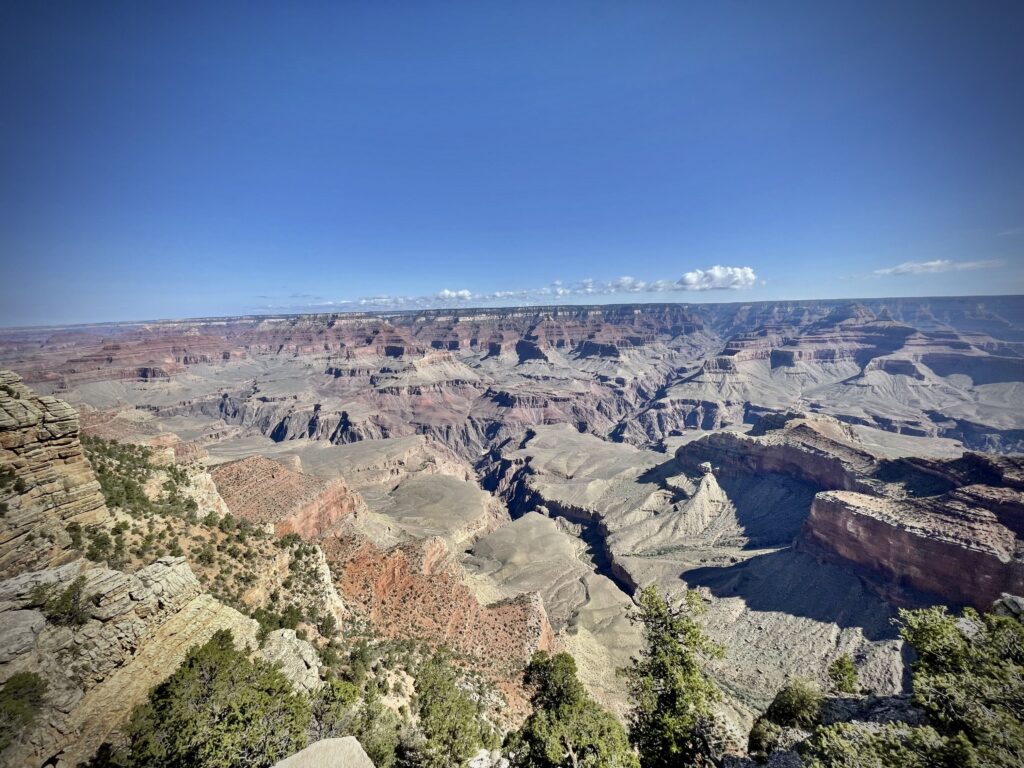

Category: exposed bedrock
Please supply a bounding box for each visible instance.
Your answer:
[321,534,554,676]
[15,297,1023,457]
[210,455,365,538]
[674,412,1024,610]
[674,416,878,493]
[485,424,908,725]
[1,370,110,578]
[804,487,1024,609]
[0,557,259,767]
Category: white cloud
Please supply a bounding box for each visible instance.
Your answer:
[677,265,757,291]
[435,288,474,300]
[260,265,759,312]
[873,259,1004,276]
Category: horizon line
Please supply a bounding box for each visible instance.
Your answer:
[1,292,1022,333]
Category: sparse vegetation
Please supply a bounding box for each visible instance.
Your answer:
[121,629,309,768]
[827,654,859,694]
[764,678,823,728]
[0,672,48,754]
[752,605,1024,767]
[506,651,637,768]
[32,576,91,626]
[624,586,724,768]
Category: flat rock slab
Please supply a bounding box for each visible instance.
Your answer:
[274,737,375,768]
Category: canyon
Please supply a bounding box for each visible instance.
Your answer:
[1,295,1023,763]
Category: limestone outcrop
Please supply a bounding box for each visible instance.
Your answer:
[0,370,109,578]
[260,628,322,694]
[0,556,259,767]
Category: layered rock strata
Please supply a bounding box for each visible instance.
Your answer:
[0,370,109,578]
[211,455,366,538]
[676,413,1024,609]
[0,556,258,767]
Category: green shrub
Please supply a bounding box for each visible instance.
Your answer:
[413,653,491,768]
[0,672,48,753]
[318,612,337,638]
[747,718,783,758]
[346,689,402,768]
[624,587,724,767]
[764,678,823,729]
[507,651,638,768]
[827,654,859,694]
[123,629,308,767]
[33,576,90,626]
[308,677,361,741]
[898,606,1024,767]
[66,520,82,548]
[802,722,978,768]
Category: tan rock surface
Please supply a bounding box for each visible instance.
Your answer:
[273,737,375,768]
[0,556,258,767]
[0,370,109,577]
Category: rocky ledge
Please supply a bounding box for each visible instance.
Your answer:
[677,411,1024,609]
[0,556,258,767]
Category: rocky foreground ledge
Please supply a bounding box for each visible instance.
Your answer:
[0,556,259,766]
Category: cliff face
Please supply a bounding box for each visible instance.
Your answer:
[0,556,258,767]
[804,485,1024,609]
[0,375,308,767]
[0,370,109,578]
[210,455,365,538]
[675,417,879,493]
[675,411,1024,610]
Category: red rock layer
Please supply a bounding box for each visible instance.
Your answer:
[805,489,1024,608]
[322,534,554,673]
[211,455,364,538]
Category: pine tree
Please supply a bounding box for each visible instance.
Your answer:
[506,651,638,768]
[624,587,724,768]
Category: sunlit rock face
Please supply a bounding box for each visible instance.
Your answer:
[0,556,259,767]
[0,370,109,578]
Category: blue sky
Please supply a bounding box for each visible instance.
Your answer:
[1,1,1022,326]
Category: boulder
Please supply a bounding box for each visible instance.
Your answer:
[260,628,322,694]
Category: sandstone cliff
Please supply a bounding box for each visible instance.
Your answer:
[1,370,109,578]
[804,482,1024,609]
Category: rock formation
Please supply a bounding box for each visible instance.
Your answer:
[273,736,375,768]
[0,556,258,767]
[321,534,555,676]
[260,628,322,694]
[6,297,1021,456]
[2,296,1024,747]
[0,371,109,578]
[211,455,366,538]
